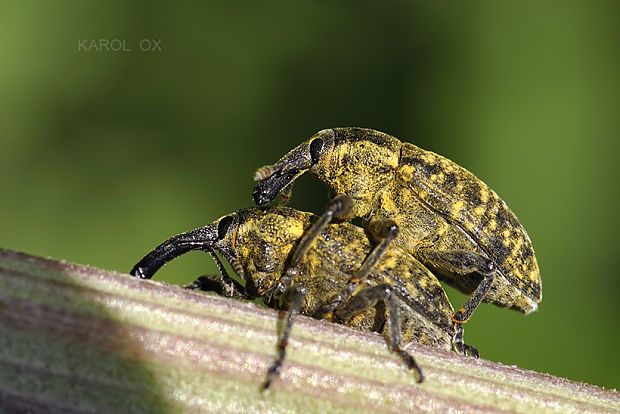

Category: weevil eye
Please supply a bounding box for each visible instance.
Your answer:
[309,138,324,164]
[217,215,235,240]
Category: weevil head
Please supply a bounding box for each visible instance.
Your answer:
[253,128,402,217]
[130,207,311,296]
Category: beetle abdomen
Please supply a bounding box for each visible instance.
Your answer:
[398,143,541,305]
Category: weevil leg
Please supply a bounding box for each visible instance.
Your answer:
[416,248,495,324]
[313,219,400,319]
[334,284,424,383]
[196,247,245,298]
[350,219,399,283]
[452,323,479,357]
[262,284,306,390]
[452,273,493,323]
[184,274,247,299]
[312,284,356,319]
[289,194,354,267]
[288,198,398,316]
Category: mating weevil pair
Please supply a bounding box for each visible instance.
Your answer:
[131,127,541,388]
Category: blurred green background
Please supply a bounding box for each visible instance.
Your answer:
[1,1,618,390]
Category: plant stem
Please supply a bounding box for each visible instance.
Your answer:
[1,249,618,413]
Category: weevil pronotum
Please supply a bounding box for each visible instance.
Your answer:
[253,128,542,352]
[131,206,477,388]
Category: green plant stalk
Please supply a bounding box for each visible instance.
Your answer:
[0,249,618,413]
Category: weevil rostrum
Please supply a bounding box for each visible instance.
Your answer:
[253,128,542,352]
[131,206,476,388]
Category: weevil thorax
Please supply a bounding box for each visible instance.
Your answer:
[311,128,402,218]
[232,207,309,293]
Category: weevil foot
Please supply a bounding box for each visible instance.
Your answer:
[452,323,479,357]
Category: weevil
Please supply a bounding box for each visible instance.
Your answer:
[130,206,476,388]
[253,128,541,349]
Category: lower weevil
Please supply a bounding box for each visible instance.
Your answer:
[131,206,477,388]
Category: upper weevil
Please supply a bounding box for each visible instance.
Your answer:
[253,127,541,345]
[131,206,474,388]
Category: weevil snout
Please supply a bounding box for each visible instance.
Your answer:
[253,169,301,205]
[130,219,228,279]
[252,129,335,206]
